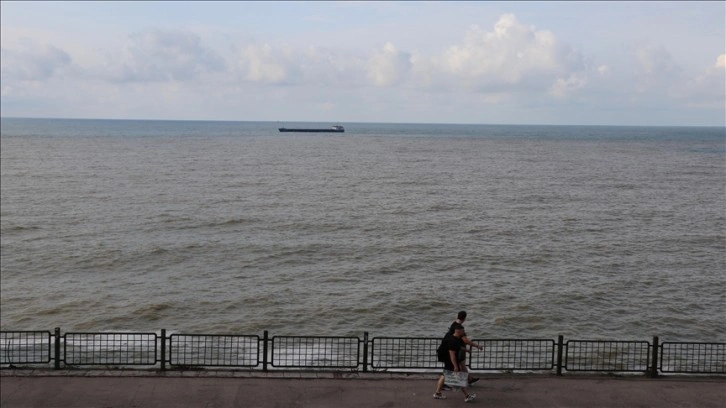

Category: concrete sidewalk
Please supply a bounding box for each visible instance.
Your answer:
[1,371,724,408]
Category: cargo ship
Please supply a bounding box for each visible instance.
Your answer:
[278,125,344,133]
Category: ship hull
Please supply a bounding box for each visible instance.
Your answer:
[279,128,344,133]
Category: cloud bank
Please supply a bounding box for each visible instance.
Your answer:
[1,11,724,125]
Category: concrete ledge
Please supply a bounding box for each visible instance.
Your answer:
[0,368,436,380]
[2,367,723,381]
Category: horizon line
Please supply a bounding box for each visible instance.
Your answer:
[2,116,723,129]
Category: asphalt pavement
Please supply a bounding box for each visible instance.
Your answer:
[1,370,724,408]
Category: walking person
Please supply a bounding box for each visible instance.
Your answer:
[447,311,483,385]
[433,323,477,402]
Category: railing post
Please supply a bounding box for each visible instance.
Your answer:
[556,335,564,376]
[650,336,659,378]
[362,332,369,372]
[160,329,166,371]
[54,327,61,370]
[262,330,269,372]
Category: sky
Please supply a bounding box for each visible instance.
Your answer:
[1,1,724,126]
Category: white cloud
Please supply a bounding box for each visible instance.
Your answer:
[680,53,726,109]
[549,73,588,98]
[635,46,681,77]
[419,14,585,93]
[365,42,412,87]
[226,13,591,94]
[97,29,226,83]
[626,45,682,101]
[715,54,725,69]
[0,38,71,82]
[236,43,368,87]
[0,3,722,125]
[301,46,367,86]
[240,43,292,84]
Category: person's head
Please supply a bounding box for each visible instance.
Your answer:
[457,311,467,321]
[452,323,466,337]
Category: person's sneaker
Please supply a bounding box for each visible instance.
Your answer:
[442,385,453,391]
[465,393,477,403]
[468,377,480,385]
[433,392,447,400]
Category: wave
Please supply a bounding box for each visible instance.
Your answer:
[1,225,42,233]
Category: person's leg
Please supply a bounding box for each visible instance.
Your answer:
[462,355,480,384]
[436,375,445,393]
[433,374,447,399]
[459,358,477,382]
[461,386,476,402]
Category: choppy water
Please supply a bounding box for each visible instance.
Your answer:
[1,118,724,341]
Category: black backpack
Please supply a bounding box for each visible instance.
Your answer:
[436,335,450,362]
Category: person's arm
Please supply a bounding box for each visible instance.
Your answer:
[449,349,461,371]
[462,335,483,350]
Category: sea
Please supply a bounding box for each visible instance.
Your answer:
[1,118,724,342]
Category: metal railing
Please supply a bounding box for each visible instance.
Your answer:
[1,329,724,376]
[471,339,555,371]
[660,342,726,374]
[371,337,440,370]
[64,332,157,366]
[169,334,259,368]
[563,340,650,372]
[271,335,360,369]
[0,331,52,365]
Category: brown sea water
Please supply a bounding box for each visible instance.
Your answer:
[1,119,724,341]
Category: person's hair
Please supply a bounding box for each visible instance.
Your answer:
[457,311,467,320]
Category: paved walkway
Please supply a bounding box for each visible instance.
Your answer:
[1,370,724,408]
